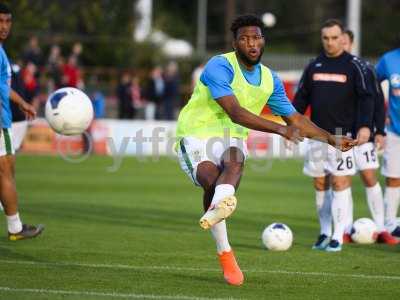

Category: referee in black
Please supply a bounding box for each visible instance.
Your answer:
[293,19,374,252]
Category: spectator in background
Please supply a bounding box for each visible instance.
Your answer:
[21,62,39,102]
[71,42,83,66]
[131,75,145,119]
[117,72,133,119]
[145,66,164,120]
[22,36,43,69]
[163,61,180,120]
[92,91,105,119]
[82,75,105,154]
[86,75,105,119]
[62,55,84,89]
[47,44,63,92]
[83,89,105,154]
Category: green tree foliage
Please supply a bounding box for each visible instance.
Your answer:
[4,0,137,67]
[153,0,196,43]
[2,0,398,67]
[155,0,398,57]
[362,0,400,56]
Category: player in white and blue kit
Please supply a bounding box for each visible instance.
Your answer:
[341,30,398,244]
[0,3,44,240]
[376,47,400,237]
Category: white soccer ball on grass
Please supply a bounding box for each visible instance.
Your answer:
[351,218,378,244]
[262,223,293,251]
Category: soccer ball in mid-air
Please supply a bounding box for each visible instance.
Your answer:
[45,87,94,135]
[262,223,293,251]
[351,218,378,244]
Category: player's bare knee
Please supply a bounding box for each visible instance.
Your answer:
[313,176,329,191]
[362,175,377,187]
[360,170,377,187]
[332,176,351,191]
[386,177,400,187]
[314,181,326,191]
[197,161,220,190]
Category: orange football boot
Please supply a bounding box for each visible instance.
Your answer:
[218,250,244,286]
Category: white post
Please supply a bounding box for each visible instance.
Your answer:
[134,0,153,42]
[346,0,361,56]
[197,0,208,56]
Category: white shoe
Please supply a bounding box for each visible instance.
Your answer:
[199,196,237,229]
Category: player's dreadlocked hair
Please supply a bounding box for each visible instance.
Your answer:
[0,3,11,14]
[230,15,264,39]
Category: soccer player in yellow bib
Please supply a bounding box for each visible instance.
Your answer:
[176,15,356,286]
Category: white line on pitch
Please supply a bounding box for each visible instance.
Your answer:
[0,287,238,300]
[0,259,400,281]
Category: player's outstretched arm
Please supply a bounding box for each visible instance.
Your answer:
[216,95,303,143]
[283,112,356,151]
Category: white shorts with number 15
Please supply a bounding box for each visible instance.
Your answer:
[354,142,379,171]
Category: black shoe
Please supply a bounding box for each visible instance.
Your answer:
[312,234,330,250]
[8,224,45,241]
[325,239,342,252]
[391,226,400,238]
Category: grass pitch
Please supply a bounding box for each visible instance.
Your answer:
[0,155,399,300]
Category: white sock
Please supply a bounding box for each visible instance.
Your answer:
[331,188,351,243]
[6,213,23,234]
[0,201,3,211]
[315,189,332,236]
[366,183,385,232]
[211,220,231,254]
[210,184,235,208]
[344,192,353,234]
[384,187,400,232]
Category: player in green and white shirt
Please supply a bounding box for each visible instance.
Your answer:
[176,15,356,286]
